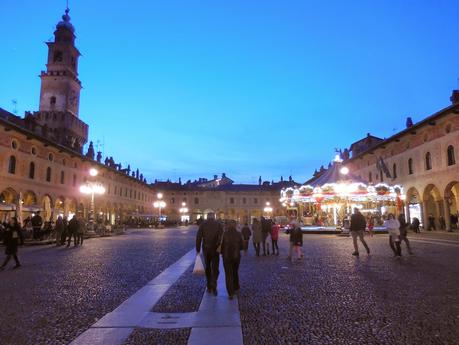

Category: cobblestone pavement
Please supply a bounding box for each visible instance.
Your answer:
[238,233,459,345]
[123,328,190,345]
[0,227,197,345]
[152,265,206,313]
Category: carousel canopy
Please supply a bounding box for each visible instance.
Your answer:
[280,160,404,205]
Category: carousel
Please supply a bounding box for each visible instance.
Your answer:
[280,157,405,229]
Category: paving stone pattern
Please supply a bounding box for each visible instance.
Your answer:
[238,234,459,345]
[152,265,206,313]
[0,228,197,345]
[123,328,191,345]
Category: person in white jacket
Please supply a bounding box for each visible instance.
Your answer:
[384,213,401,257]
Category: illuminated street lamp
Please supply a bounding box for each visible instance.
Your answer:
[80,168,105,228]
[264,201,273,217]
[153,193,166,220]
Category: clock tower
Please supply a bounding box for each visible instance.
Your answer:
[30,7,88,152]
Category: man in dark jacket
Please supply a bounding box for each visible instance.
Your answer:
[221,221,243,299]
[31,211,43,240]
[261,217,271,256]
[350,208,370,256]
[196,213,223,295]
[67,215,80,247]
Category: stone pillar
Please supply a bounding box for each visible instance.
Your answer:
[443,198,451,231]
[421,202,428,230]
[405,203,411,223]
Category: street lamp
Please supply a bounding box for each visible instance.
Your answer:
[80,169,105,229]
[180,202,189,223]
[153,193,166,220]
[264,201,273,217]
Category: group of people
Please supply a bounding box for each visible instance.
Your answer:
[195,214,305,299]
[350,208,413,257]
[0,212,86,271]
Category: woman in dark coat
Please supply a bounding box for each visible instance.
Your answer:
[1,217,23,270]
[221,221,243,299]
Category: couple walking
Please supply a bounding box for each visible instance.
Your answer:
[196,213,242,300]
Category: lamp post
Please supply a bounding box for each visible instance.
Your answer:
[179,202,189,224]
[153,193,166,222]
[264,201,273,218]
[80,168,105,232]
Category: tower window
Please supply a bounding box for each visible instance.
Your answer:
[8,156,16,174]
[53,51,63,62]
[425,152,432,170]
[46,167,52,182]
[408,158,414,175]
[50,96,56,106]
[29,162,35,179]
[447,145,456,166]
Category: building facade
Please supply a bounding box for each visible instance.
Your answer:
[152,174,298,223]
[343,91,459,230]
[0,9,155,224]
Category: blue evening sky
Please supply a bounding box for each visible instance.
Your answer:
[1,0,458,184]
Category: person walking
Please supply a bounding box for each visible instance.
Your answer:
[1,217,23,270]
[252,218,262,257]
[221,221,243,300]
[261,217,271,256]
[61,216,68,245]
[196,213,223,296]
[411,217,420,233]
[398,214,413,255]
[291,224,303,262]
[31,211,43,241]
[384,213,401,257]
[76,217,86,246]
[350,208,370,256]
[241,223,251,255]
[271,221,280,255]
[67,215,79,247]
[55,216,65,246]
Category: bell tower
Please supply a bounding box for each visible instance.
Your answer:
[30,7,88,153]
[39,8,81,116]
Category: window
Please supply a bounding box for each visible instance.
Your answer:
[11,140,18,150]
[254,198,258,204]
[194,197,199,204]
[60,171,65,184]
[73,174,77,187]
[230,197,235,204]
[242,197,247,204]
[368,171,372,182]
[50,96,56,106]
[447,145,456,166]
[48,153,54,161]
[46,167,52,182]
[171,197,175,204]
[8,156,16,174]
[392,163,397,179]
[425,152,432,170]
[183,197,187,203]
[31,147,37,155]
[53,51,63,62]
[29,162,35,179]
[408,158,413,175]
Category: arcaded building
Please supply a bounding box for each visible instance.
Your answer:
[343,91,459,230]
[152,174,298,223]
[0,9,155,224]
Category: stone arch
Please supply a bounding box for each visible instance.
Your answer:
[0,187,18,204]
[22,190,37,206]
[444,181,459,227]
[423,184,443,229]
